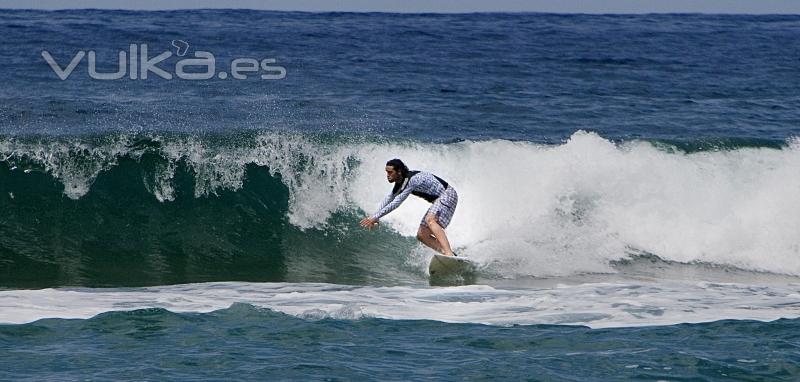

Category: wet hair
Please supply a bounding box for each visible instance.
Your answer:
[386,158,409,178]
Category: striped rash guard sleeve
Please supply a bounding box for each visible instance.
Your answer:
[372,184,414,220]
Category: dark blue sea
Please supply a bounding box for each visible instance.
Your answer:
[1,9,800,381]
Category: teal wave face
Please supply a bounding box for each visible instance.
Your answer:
[0,162,419,287]
[1,158,283,287]
[0,133,422,287]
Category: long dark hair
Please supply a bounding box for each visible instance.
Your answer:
[386,158,409,178]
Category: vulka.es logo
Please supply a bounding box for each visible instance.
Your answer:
[41,43,287,81]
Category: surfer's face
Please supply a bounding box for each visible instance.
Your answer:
[385,166,401,183]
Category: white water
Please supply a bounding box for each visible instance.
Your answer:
[1,280,800,328]
[352,132,800,277]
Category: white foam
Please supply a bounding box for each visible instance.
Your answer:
[0,135,132,199]
[2,281,799,328]
[351,132,800,277]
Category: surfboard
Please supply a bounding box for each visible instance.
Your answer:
[428,254,477,286]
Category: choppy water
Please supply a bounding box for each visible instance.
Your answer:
[1,9,800,381]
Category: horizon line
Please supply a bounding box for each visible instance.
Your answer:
[2,7,800,15]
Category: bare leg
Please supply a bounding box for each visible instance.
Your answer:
[423,213,455,256]
[417,224,443,254]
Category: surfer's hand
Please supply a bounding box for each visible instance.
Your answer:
[359,217,378,230]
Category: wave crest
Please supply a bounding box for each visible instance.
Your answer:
[2,131,799,280]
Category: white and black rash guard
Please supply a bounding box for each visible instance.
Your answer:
[372,171,449,220]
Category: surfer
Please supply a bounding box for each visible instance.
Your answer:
[360,159,458,257]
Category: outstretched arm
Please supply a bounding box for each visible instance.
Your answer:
[360,191,394,229]
[372,185,413,220]
[359,184,414,230]
[375,192,394,216]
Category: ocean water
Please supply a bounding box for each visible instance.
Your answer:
[1,9,800,381]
